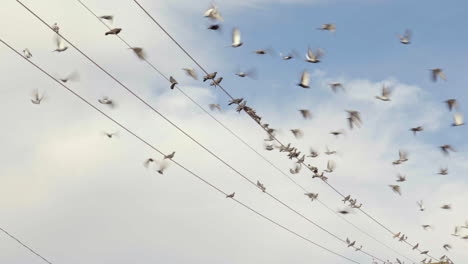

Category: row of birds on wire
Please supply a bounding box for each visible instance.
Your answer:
[21,3,466,264]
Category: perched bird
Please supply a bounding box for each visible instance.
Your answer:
[305,47,323,63]
[59,71,80,83]
[393,232,401,238]
[53,34,68,52]
[410,126,423,135]
[105,28,122,36]
[156,160,169,175]
[31,89,45,104]
[452,112,464,126]
[164,151,175,160]
[290,129,303,139]
[257,180,266,192]
[443,244,451,251]
[397,29,412,44]
[129,47,146,60]
[98,96,116,108]
[99,15,114,23]
[389,185,401,195]
[444,99,458,111]
[440,144,456,156]
[420,251,429,255]
[228,98,243,105]
[208,104,221,111]
[412,243,419,250]
[438,167,448,175]
[230,28,243,47]
[304,193,319,201]
[376,85,392,101]
[182,68,198,80]
[441,204,451,210]
[169,76,178,89]
[396,174,406,182]
[324,160,336,173]
[51,22,59,33]
[298,71,310,88]
[329,82,344,93]
[203,72,217,82]
[23,48,32,59]
[226,192,235,198]
[204,4,223,21]
[417,200,425,211]
[207,24,221,31]
[299,109,311,119]
[317,23,336,32]
[430,68,446,82]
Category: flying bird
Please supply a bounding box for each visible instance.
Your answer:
[290,129,303,139]
[430,68,446,82]
[452,112,464,126]
[389,185,401,195]
[207,24,221,31]
[397,29,412,44]
[308,148,319,158]
[182,68,198,80]
[421,224,432,231]
[208,104,221,111]
[412,243,419,250]
[99,15,114,23]
[299,109,312,119]
[443,244,451,251]
[31,89,45,104]
[305,47,324,63]
[143,158,155,168]
[235,68,257,79]
[210,77,223,87]
[324,160,336,173]
[444,99,458,111]
[417,200,425,211]
[279,50,299,60]
[51,22,59,33]
[317,24,336,32]
[98,97,116,108]
[298,71,310,88]
[329,82,344,93]
[330,130,345,137]
[396,174,406,182]
[169,76,178,89]
[324,146,337,155]
[304,193,319,201]
[156,160,169,174]
[440,204,451,210]
[438,167,448,175]
[105,28,122,36]
[257,180,266,192]
[103,131,118,138]
[23,48,32,59]
[204,4,223,21]
[440,144,456,156]
[376,85,392,101]
[410,126,423,135]
[230,28,243,47]
[53,34,68,52]
[59,71,80,83]
[346,110,362,129]
[228,98,243,105]
[129,47,146,60]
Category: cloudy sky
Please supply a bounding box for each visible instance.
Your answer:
[0,0,467,263]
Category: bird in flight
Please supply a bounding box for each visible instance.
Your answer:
[230,28,243,47]
[430,68,446,82]
[182,68,198,80]
[53,34,68,52]
[31,89,45,104]
[305,47,324,63]
[376,85,392,101]
[99,15,114,23]
[397,29,412,44]
[298,71,310,88]
[169,76,178,89]
[317,23,336,32]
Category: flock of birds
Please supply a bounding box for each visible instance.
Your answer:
[20,3,467,264]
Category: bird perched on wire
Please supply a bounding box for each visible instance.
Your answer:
[389,185,401,195]
[98,96,116,108]
[298,71,310,88]
[226,192,235,198]
[129,47,146,60]
[412,243,419,250]
[410,126,423,135]
[51,22,59,33]
[329,82,344,93]
[52,34,68,52]
[204,3,223,21]
[444,99,458,111]
[105,28,122,36]
[99,15,114,23]
[230,28,243,47]
[31,89,45,104]
[430,68,446,82]
[23,48,32,59]
[257,180,266,192]
[305,47,324,63]
[169,76,178,89]
[164,151,175,160]
[452,112,464,126]
[317,23,336,32]
[342,195,351,203]
[397,29,412,44]
[299,109,311,119]
[208,104,221,111]
[376,85,392,101]
[304,193,319,201]
[203,72,217,82]
[228,98,243,105]
[182,68,198,80]
[440,144,456,156]
[59,71,80,83]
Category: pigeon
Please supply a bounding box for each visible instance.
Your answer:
[290,129,303,139]
[207,24,221,31]
[257,180,266,192]
[304,193,319,201]
[397,29,412,44]
[440,144,456,156]
[376,85,392,101]
[393,150,408,164]
[346,110,362,129]
[441,204,451,210]
[208,104,221,111]
[393,232,401,238]
[156,160,169,174]
[324,160,336,173]
[99,15,114,23]
[23,48,32,59]
[330,130,345,137]
[410,126,423,135]
[329,82,344,93]
[105,28,122,35]
[226,192,235,198]
[103,131,118,138]
[254,48,274,55]
[317,24,336,32]
[417,200,425,211]
[324,146,337,155]
[420,251,429,255]
[430,68,446,82]
[203,72,217,82]
[98,96,116,108]
[342,195,351,203]
[143,158,155,168]
[129,47,146,60]
[422,224,432,230]
[230,28,243,47]
[53,34,68,52]
[452,112,464,126]
[347,240,356,247]
[169,76,178,89]
[307,148,319,158]
[305,47,324,63]
[31,89,45,104]
[164,151,175,160]
[182,68,198,80]
[396,174,406,182]
[355,245,363,251]
[298,71,310,88]
[412,243,419,250]
[445,99,458,111]
[59,71,80,83]
[51,22,59,33]
[438,167,448,175]
[228,98,243,105]
[443,244,451,251]
[210,77,223,87]
[204,4,223,21]
[279,50,299,60]
[235,68,257,79]
[389,185,401,195]
[338,208,351,215]
[290,164,301,174]
[299,109,312,119]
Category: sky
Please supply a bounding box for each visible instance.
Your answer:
[0,0,467,263]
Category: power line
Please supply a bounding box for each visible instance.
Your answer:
[0,37,362,264]
[0,226,53,264]
[129,0,443,261]
[74,1,415,262]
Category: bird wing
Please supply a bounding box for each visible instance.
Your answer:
[300,71,310,86]
[306,47,314,60]
[454,112,463,124]
[232,28,241,45]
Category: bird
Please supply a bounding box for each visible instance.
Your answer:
[330,130,345,137]
[451,226,460,236]
[346,110,362,129]
[265,144,274,151]
[329,82,344,93]
[98,97,116,108]
[103,131,118,138]
[129,47,146,60]
[254,48,274,55]
[440,144,456,156]
[393,150,408,165]
[59,71,80,83]
[444,99,458,111]
[208,104,221,111]
[105,28,122,36]
[324,160,336,173]
[164,151,175,160]
[389,185,401,195]
[182,68,198,80]
[257,180,266,192]
[421,224,432,230]
[443,244,451,251]
[347,240,356,247]
[210,77,223,87]
[51,22,59,33]
[342,195,351,203]
[279,50,298,60]
[412,243,419,250]
[417,200,425,211]
[307,148,319,158]
[317,23,336,32]
[290,129,303,139]
[396,174,406,182]
[52,34,68,52]
[23,48,32,59]
[397,29,412,44]
[304,193,319,201]
[204,4,223,21]
[235,68,256,79]
[420,251,429,255]
[230,28,243,47]
[207,24,221,31]
[299,109,311,119]
[156,160,169,175]
[305,47,324,63]
[203,72,217,82]
[393,232,401,238]
[338,208,351,215]
[298,71,310,88]
[324,146,337,155]
[290,164,301,174]
[355,245,363,251]
[410,126,423,135]
[143,158,155,168]
[438,167,448,175]
[99,15,114,23]
[430,68,446,82]
[376,85,392,101]
[452,112,464,126]
[31,89,45,104]
[228,98,243,105]
[226,192,235,198]
[440,204,451,210]
[169,76,178,89]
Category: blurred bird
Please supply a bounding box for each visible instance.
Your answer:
[257,180,266,192]
[330,130,345,137]
[204,4,223,21]
[299,109,312,119]
[290,129,303,139]
[226,192,235,198]
[397,29,412,44]
[208,104,221,111]
[228,98,243,105]
[51,22,59,33]
[396,174,406,182]
[279,50,299,60]
[143,158,155,168]
[290,164,301,174]
[430,68,446,82]
[264,144,274,151]
[452,112,464,126]
[422,224,432,230]
[23,48,32,59]
[99,15,114,23]
[417,200,425,211]
[203,72,217,82]
[324,160,336,173]
[31,89,45,104]
[304,193,319,201]
[329,82,344,93]
[376,85,392,101]
[164,151,175,160]
[182,68,198,80]
[452,226,460,236]
[305,47,324,63]
[59,71,80,83]
[441,204,451,210]
[393,150,408,165]
[298,71,310,88]
[324,146,337,155]
[105,28,122,35]
[230,28,243,47]
[444,99,458,111]
[389,185,401,195]
[254,48,274,55]
[443,244,451,251]
[412,243,419,250]
[317,23,336,32]
[393,232,401,238]
[207,24,221,31]
[235,68,257,79]
[129,47,146,60]
[342,195,351,203]
[103,131,118,138]
[169,76,178,89]
[156,160,169,174]
[420,251,429,255]
[308,148,319,158]
[440,144,456,156]
[346,110,362,129]
[410,126,423,135]
[53,34,68,52]
[338,209,351,215]
[438,167,448,175]
[98,97,116,108]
